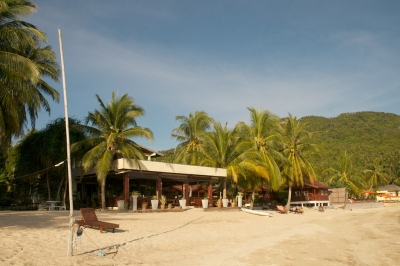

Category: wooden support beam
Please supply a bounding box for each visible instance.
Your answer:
[208,180,212,205]
[124,173,130,204]
[157,176,162,199]
[185,181,189,206]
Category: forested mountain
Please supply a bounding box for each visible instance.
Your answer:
[301,111,400,177]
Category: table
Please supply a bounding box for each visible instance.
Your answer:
[46,201,60,210]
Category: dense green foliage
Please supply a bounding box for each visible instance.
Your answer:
[301,112,400,181]
[0,0,60,151]
[2,118,85,203]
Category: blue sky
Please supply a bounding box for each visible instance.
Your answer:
[28,1,400,151]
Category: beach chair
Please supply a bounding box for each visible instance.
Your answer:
[76,208,119,233]
[276,205,289,214]
[291,207,304,214]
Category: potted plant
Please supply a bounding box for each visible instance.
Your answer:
[231,197,237,207]
[117,198,125,211]
[237,192,244,207]
[168,203,172,210]
[217,198,222,208]
[222,197,229,208]
[179,195,186,209]
[131,191,140,211]
[202,194,209,209]
[151,195,159,210]
[160,195,167,209]
[141,200,147,210]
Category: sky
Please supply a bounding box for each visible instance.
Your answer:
[27,0,400,151]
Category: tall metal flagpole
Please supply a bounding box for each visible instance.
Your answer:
[58,29,75,257]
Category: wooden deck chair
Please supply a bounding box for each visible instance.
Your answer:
[76,208,119,233]
[276,205,289,214]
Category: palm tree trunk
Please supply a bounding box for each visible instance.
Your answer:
[250,189,256,210]
[46,173,51,200]
[56,175,65,201]
[285,186,292,211]
[62,174,68,207]
[101,178,106,210]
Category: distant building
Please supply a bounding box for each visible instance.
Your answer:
[376,185,400,202]
[291,181,331,207]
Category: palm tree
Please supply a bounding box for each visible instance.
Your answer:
[0,0,60,151]
[237,107,283,190]
[322,151,363,196]
[199,121,262,199]
[363,158,389,190]
[71,92,153,210]
[279,114,316,210]
[171,111,212,165]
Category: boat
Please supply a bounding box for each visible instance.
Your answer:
[241,207,272,217]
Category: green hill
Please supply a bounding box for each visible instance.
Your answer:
[301,111,400,176]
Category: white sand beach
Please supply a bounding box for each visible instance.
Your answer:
[1,205,399,266]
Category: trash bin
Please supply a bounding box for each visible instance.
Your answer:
[117,200,125,211]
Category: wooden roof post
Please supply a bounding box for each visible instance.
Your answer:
[123,173,130,204]
[208,180,212,204]
[185,181,189,206]
[157,175,162,199]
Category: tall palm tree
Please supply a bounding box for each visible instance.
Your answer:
[279,114,316,210]
[322,151,363,196]
[0,0,59,151]
[71,92,153,210]
[200,121,263,199]
[171,111,212,165]
[237,107,283,191]
[363,158,389,190]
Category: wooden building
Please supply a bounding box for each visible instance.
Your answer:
[290,181,331,207]
[71,156,226,209]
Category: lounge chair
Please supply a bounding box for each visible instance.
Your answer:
[276,205,289,214]
[76,208,119,233]
[291,207,304,214]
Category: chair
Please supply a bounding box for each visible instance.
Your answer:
[291,206,304,214]
[276,205,289,214]
[76,208,119,233]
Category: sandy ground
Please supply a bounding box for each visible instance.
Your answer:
[0,205,399,266]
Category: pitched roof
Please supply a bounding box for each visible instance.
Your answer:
[378,185,400,192]
[295,181,331,189]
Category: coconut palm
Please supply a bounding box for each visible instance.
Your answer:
[171,111,212,165]
[71,92,153,210]
[322,151,363,196]
[199,121,263,199]
[0,0,59,150]
[363,158,389,190]
[237,107,283,191]
[279,114,316,210]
